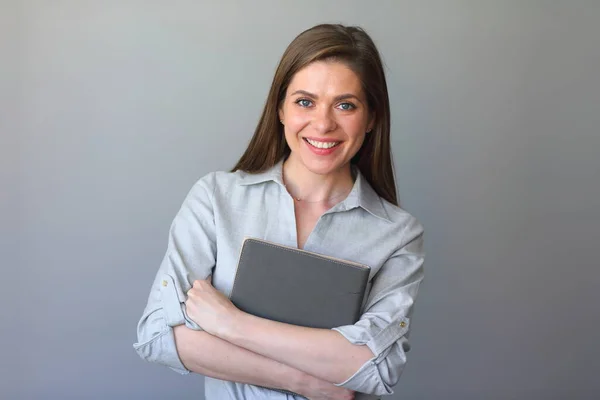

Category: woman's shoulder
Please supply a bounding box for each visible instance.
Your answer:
[378,197,425,238]
[362,198,424,256]
[356,172,424,236]
[178,169,244,204]
[190,168,247,190]
[186,168,274,204]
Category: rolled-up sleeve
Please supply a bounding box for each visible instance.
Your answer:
[133,173,217,374]
[332,217,425,396]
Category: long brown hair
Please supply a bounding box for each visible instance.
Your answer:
[232,24,398,206]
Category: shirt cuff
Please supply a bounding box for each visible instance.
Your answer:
[366,317,410,357]
[133,327,190,375]
[161,274,203,331]
[332,317,410,395]
[332,316,410,357]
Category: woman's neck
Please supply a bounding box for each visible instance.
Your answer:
[282,157,354,203]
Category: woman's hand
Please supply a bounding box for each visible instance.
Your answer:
[186,278,356,400]
[185,276,241,338]
[293,373,355,400]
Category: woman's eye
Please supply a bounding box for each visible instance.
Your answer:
[338,102,356,111]
[296,99,313,108]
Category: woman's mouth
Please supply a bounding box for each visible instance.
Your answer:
[304,138,341,149]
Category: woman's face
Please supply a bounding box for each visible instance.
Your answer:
[279,61,374,177]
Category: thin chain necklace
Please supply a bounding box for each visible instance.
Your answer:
[283,179,352,203]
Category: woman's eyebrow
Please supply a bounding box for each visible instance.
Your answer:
[290,90,318,98]
[290,90,364,105]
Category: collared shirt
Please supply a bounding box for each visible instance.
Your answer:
[133,160,425,400]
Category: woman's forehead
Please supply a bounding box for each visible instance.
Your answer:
[286,61,364,98]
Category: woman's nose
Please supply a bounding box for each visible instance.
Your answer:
[312,107,337,133]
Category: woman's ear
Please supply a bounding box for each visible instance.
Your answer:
[278,107,285,124]
[367,112,376,133]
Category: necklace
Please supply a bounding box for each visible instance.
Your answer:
[283,182,352,203]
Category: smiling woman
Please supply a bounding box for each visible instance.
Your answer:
[134,24,425,400]
[279,61,373,183]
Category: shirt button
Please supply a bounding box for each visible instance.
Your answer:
[400,321,406,328]
[162,280,168,287]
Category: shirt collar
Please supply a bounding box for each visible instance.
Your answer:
[343,167,391,222]
[239,159,391,222]
[238,159,285,186]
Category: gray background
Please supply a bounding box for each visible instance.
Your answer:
[2,1,599,399]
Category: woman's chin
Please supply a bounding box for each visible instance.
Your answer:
[299,157,349,177]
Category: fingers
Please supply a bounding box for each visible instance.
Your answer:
[188,280,202,297]
[192,278,210,288]
[188,276,213,297]
[192,276,212,286]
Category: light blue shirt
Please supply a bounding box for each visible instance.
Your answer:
[134,160,425,399]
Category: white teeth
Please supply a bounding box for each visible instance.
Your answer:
[305,138,340,149]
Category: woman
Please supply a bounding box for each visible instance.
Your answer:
[134,24,424,400]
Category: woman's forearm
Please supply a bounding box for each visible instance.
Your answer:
[172,325,312,394]
[182,277,373,386]
[221,312,374,385]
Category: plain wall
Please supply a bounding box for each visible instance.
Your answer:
[2,1,599,399]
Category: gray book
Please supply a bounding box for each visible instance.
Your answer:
[230,238,371,329]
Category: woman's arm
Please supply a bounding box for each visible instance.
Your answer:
[173,324,300,391]
[173,325,355,399]
[185,277,374,385]
[225,311,374,385]
[135,174,354,399]
[185,216,425,396]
